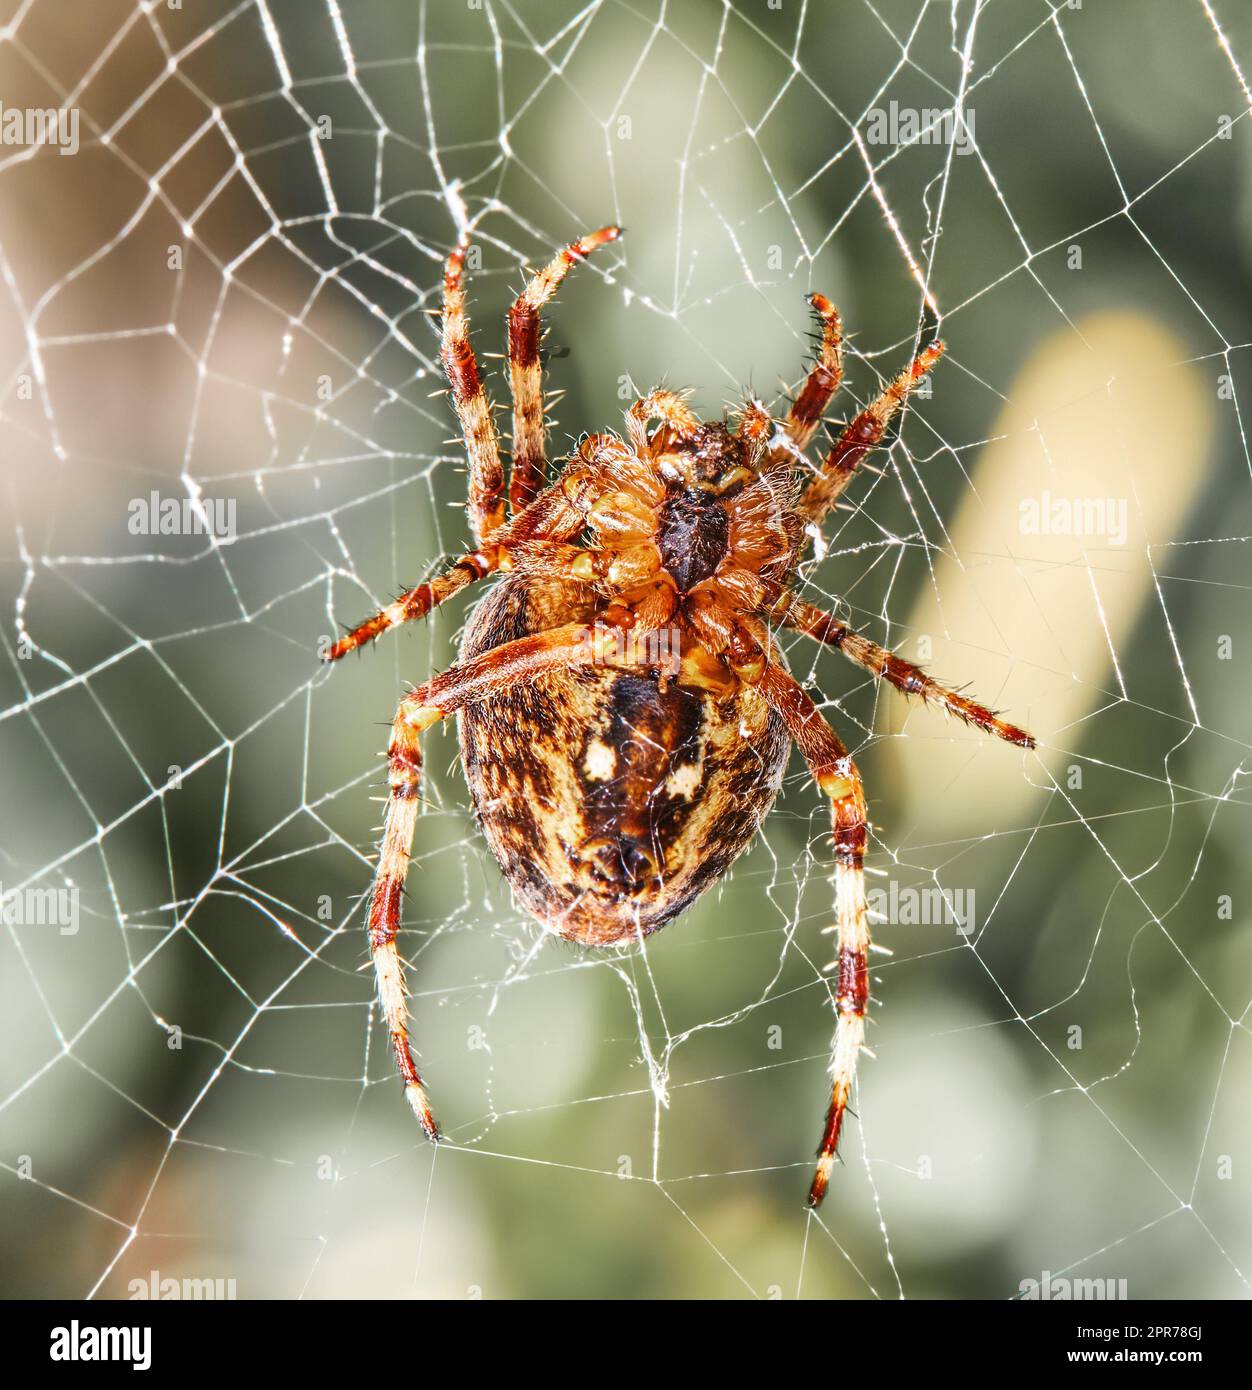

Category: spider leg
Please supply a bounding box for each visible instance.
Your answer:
[768,293,844,466]
[754,659,871,1208]
[796,339,944,530]
[508,226,622,515]
[778,595,1035,749]
[323,549,497,662]
[626,389,702,455]
[443,236,507,544]
[371,692,440,1138]
[368,620,672,1136]
[321,456,635,660]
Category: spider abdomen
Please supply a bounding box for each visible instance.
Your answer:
[457,575,789,945]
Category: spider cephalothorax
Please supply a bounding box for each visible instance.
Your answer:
[322,225,1034,1207]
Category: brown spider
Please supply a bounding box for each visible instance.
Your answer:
[321,224,1035,1207]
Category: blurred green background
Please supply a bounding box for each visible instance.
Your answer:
[0,0,1249,1299]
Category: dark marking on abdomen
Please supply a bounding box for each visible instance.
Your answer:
[457,574,790,946]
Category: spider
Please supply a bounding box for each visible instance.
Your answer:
[321,224,1035,1207]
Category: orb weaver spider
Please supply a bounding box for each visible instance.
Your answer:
[321,224,1034,1206]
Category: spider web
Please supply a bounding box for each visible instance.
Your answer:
[1,0,1250,1301]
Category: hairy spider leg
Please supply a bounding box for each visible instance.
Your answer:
[779,595,1036,749]
[323,550,497,662]
[767,293,845,469]
[368,621,667,1137]
[755,660,870,1209]
[625,388,703,454]
[443,236,507,543]
[321,454,628,660]
[508,226,622,515]
[733,399,774,458]
[797,339,945,529]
